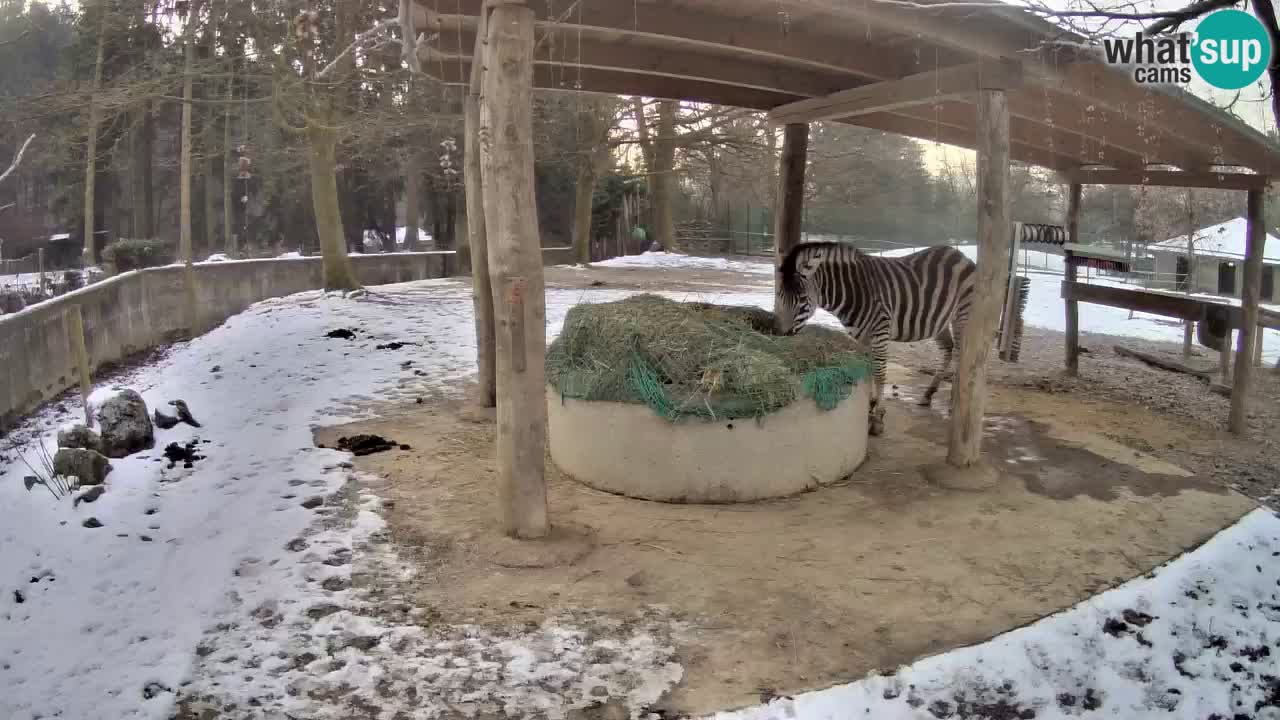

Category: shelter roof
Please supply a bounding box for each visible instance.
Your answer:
[415,0,1280,177]
[1151,217,1280,261]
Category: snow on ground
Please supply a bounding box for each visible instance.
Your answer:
[595,250,774,276]
[0,271,44,289]
[1,280,752,720]
[711,506,1280,720]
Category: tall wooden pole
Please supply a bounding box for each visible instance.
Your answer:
[1229,188,1267,434]
[947,89,1010,468]
[1182,190,1195,358]
[773,123,809,261]
[465,11,496,408]
[1063,182,1082,375]
[480,2,548,539]
[773,123,809,315]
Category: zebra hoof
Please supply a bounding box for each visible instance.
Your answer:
[868,416,885,436]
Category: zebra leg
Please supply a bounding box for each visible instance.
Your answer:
[868,333,889,436]
[919,325,955,407]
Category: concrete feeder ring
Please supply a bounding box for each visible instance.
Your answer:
[546,383,870,503]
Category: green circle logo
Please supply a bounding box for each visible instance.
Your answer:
[1192,10,1272,90]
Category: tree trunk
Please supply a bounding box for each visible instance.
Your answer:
[631,98,654,233]
[129,109,154,239]
[652,100,677,252]
[83,2,108,266]
[431,187,447,249]
[404,156,420,251]
[572,160,595,264]
[445,189,457,249]
[179,2,195,266]
[308,126,360,291]
[203,152,217,257]
[223,74,235,255]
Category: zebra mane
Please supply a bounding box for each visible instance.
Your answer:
[778,241,858,289]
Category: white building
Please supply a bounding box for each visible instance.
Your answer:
[1148,217,1280,302]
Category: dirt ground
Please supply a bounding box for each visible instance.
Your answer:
[313,258,1276,716]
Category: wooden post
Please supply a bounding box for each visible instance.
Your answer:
[1220,328,1233,382]
[480,2,549,539]
[1229,188,1267,434]
[1183,189,1195,358]
[1255,323,1265,367]
[1064,183,1082,375]
[37,247,45,295]
[772,123,809,264]
[946,89,1010,470]
[66,305,93,428]
[465,10,496,408]
[773,122,808,315]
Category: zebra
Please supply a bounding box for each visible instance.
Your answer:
[774,241,977,435]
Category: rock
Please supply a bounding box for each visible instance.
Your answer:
[170,400,201,428]
[0,291,26,314]
[153,408,180,430]
[95,390,154,458]
[57,424,103,453]
[73,485,106,507]
[53,448,112,486]
[82,517,103,529]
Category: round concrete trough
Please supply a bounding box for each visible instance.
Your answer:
[546,383,870,503]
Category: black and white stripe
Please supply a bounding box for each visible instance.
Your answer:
[775,241,977,415]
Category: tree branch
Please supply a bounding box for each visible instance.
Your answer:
[399,0,420,74]
[1251,0,1280,125]
[0,133,35,185]
[1145,0,1242,33]
[316,17,399,79]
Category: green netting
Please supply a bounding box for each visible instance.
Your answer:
[546,294,871,421]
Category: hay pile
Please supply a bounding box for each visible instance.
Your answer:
[546,294,870,421]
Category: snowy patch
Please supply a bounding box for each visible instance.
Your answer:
[0,280,696,720]
[595,251,774,276]
[708,507,1280,720]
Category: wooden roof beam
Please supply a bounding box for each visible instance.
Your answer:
[1034,62,1273,173]
[854,111,1083,172]
[425,30,867,98]
[772,0,1050,63]
[431,5,913,82]
[893,101,1150,170]
[767,60,1023,125]
[1055,168,1271,190]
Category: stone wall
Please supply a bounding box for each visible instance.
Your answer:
[1,248,574,430]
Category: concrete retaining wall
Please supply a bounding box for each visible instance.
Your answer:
[1,248,574,430]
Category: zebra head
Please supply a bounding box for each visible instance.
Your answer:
[774,243,830,335]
